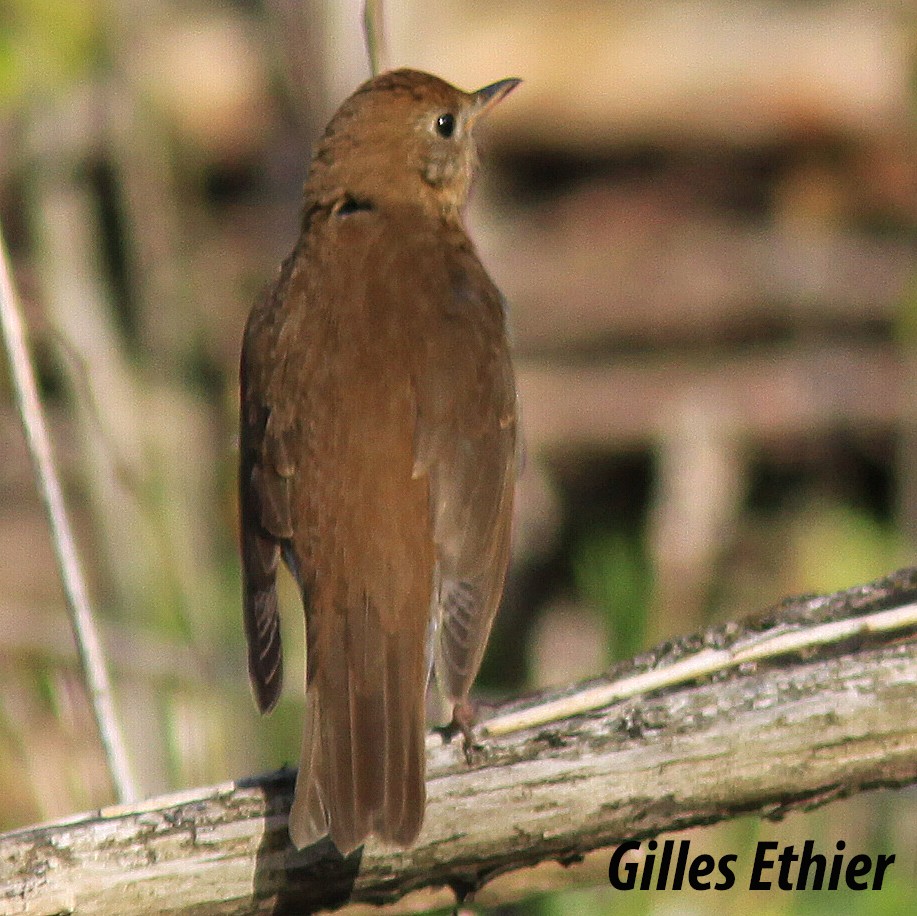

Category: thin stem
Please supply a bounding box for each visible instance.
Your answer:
[0,225,138,804]
[479,599,917,739]
[363,0,389,76]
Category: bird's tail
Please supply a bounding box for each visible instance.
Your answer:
[288,656,426,855]
[288,692,330,848]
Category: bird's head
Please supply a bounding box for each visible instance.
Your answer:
[306,69,520,222]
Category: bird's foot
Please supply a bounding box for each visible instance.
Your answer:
[436,699,485,765]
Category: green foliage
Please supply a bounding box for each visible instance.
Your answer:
[0,0,103,107]
[892,271,917,346]
[790,501,903,595]
[572,525,652,661]
[534,886,624,916]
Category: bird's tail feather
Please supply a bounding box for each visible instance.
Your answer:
[288,635,426,854]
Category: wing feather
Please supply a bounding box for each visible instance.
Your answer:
[416,246,518,704]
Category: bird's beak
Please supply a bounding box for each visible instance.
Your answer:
[469,77,522,125]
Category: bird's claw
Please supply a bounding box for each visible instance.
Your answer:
[436,699,487,764]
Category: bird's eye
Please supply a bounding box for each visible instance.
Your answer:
[435,112,455,138]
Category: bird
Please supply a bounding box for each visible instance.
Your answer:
[239,68,520,855]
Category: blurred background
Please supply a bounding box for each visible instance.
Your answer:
[1,0,916,913]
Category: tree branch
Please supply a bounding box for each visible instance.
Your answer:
[3,569,917,915]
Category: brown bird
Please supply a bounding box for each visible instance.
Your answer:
[239,69,520,854]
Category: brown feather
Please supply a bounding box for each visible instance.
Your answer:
[239,68,519,853]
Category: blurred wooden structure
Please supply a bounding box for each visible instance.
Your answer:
[396,0,917,641]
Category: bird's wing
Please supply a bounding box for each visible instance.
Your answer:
[413,244,518,703]
[239,283,296,714]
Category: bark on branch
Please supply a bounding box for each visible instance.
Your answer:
[3,569,917,915]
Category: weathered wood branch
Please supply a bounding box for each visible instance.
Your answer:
[3,569,917,915]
